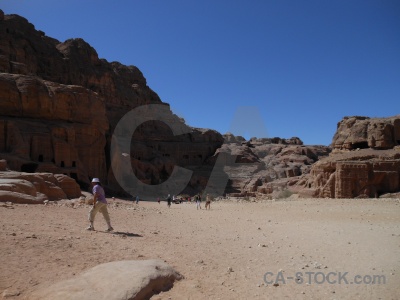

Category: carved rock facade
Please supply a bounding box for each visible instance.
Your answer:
[298,115,400,198]
[0,73,108,186]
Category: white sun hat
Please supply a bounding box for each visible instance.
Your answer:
[91,178,100,183]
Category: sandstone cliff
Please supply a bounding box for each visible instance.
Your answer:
[0,10,223,199]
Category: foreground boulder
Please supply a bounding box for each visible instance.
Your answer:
[30,259,183,300]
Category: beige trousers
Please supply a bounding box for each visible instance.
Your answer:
[88,202,110,224]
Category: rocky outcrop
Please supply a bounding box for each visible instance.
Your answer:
[298,116,400,198]
[217,120,400,199]
[210,135,331,196]
[0,170,81,203]
[332,115,400,150]
[30,259,182,300]
[53,174,82,199]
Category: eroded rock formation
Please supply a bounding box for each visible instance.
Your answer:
[298,116,400,198]
[332,116,400,150]
[215,117,400,199]
[209,135,331,197]
[0,170,81,203]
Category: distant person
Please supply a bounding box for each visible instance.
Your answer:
[135,195,139,204]
[157,197,160,204]
[87,178,113,232]
[196,194,202,210]
[205,194,211,210]
[167,194,172,208]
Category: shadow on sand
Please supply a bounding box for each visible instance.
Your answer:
[111,231,143,237]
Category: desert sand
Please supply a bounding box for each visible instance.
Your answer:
[1,196,399,300]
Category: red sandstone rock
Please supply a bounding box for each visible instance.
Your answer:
[298,149,400,198]
[0,170,82,203]
[0,73,108,185]
[212,135,331,196]
[54,174,81,199]
[332,115,400,150]
[297,115,400,198]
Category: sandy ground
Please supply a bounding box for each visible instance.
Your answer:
[1,197,400,300]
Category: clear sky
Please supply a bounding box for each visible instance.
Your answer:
[1,0,399,145]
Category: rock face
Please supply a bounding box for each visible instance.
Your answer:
[29,259,182,300]
[332,116,400,150]
[0,73,108,186]
[209,135,331,197]
[0,10,224,196]
[298,116,400,198]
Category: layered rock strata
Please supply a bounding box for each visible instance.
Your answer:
[0,170,81,203]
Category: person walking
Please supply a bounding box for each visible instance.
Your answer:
[205,194,211,210]
[196,194,202,210]
[87,178,113,231]
[135,195,139,204]
[167,194,172,208]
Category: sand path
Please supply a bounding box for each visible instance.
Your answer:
[1,197,399,299]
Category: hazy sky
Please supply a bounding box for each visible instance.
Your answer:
[1,0,399,145]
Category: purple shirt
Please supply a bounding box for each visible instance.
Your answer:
[92,184,107,204]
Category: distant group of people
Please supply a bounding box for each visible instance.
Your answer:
[195,193,211,210]
[161,193,212,210]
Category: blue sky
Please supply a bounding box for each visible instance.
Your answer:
[1,0,399,145]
